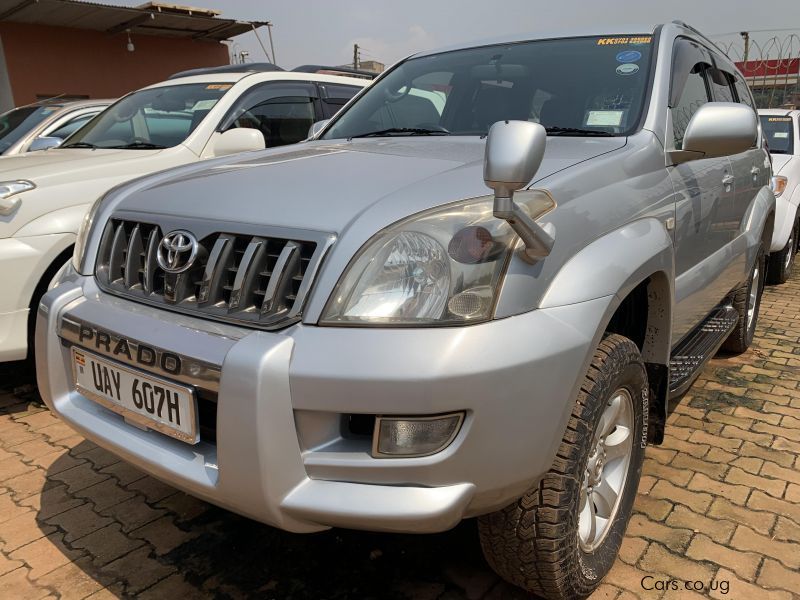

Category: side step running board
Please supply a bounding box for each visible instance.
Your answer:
[668,305,739,397]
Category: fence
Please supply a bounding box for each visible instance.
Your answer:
[715,34,800,109]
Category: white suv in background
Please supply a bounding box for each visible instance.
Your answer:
[0,66,367,362]
[0,99,112,156]
[759,109,800,283]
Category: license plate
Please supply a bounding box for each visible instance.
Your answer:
[71,347,198,444]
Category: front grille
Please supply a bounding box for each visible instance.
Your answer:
[95,218,333,329]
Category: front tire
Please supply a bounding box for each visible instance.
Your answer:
[478,334,648,600]
[722,245,765,354]
[766,219,798,285]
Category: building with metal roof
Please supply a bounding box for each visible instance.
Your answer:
[0,0,271,111]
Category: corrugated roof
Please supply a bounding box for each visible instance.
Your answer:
[0,0,268,40]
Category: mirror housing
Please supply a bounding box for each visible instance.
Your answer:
[28,136,63,152]
[671,102,758,164]
[484,120,554,261]
[211,128,265,157]
[307,119,330,139]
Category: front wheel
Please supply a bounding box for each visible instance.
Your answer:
[722,246,765,354]
[766,219,798,285]
[478,334,648,599]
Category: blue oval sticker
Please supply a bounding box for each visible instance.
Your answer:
[616,50,642,63]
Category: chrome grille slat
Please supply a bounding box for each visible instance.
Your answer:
[143,227,160,294]
[95,218,331,330]
[229,238,265,310]
[123,224,143,289]
[261,241,297,316]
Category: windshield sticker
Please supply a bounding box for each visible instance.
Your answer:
[616,50,642,63]
[616,63,640,76]
[773,132,790,138]
[767,117,792,122]
[597,36,652,46]
[192,99,219,110]
[206,84,232,90]
[586,110,625,127]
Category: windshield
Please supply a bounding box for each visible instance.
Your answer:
[0,105,62,154]
[63,83,232,149]
[323,34,655,139]
[760,115,795,155]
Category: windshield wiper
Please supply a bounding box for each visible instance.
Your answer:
[61,141,97,149]
[349,127,450,139]
[545,127,615,137]
[107,141,166,149]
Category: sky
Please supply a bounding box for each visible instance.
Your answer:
[101,0,800,68]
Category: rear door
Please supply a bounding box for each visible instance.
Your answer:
[668,38,737,343]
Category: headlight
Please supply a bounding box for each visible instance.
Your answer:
[72,195,104,272]
[321,192,554,326]
[0,180,35,215]
[771,175,788,197]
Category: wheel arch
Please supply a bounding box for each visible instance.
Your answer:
[540,217,675,444]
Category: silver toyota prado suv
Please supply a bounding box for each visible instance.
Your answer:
[38,22,773,599]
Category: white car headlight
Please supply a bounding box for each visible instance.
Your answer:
[0,180,35,215]
[321,192,554,326]
[72,195,104,273]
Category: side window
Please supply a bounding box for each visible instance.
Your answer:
[708,67,735,103]
[48,112,98,140]
[733,75,755,110]
[320,84,361,119]
[671,66,711,149]
[221,83,317,147]
[670,39,714,149]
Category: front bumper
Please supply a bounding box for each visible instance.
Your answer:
[37,276,610,534]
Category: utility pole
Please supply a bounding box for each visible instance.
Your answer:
[353,43,360,70]
[740,31,750,63]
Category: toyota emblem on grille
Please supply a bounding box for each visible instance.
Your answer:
[157,230,199,274]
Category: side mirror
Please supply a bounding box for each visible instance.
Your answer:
[484,120,554,261]
[28,136,63,152]
[307,119,330,139]
[673,102,758,164]
[211,128,265,158]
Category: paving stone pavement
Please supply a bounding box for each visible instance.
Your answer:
[1,268,799,599]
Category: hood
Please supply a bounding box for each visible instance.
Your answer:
[118,136,626,234]
[771,153,794,175]
[0,148,171,185]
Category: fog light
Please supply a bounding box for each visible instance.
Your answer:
[373,413,464,457]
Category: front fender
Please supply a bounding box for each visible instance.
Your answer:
[770,187,799,253]
[14,203,91,237]
[540,217,675,309]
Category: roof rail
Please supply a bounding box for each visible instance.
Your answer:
[291,65,377,80]
[168,62,285,79]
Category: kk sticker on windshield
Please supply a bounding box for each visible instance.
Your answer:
[616,50,642,63]
[597,36,652,46]
[616,63,640,76]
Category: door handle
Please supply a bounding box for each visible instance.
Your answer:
[722,174,735,187]
[750,166,761,182]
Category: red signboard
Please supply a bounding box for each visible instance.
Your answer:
[735,58,800,78]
